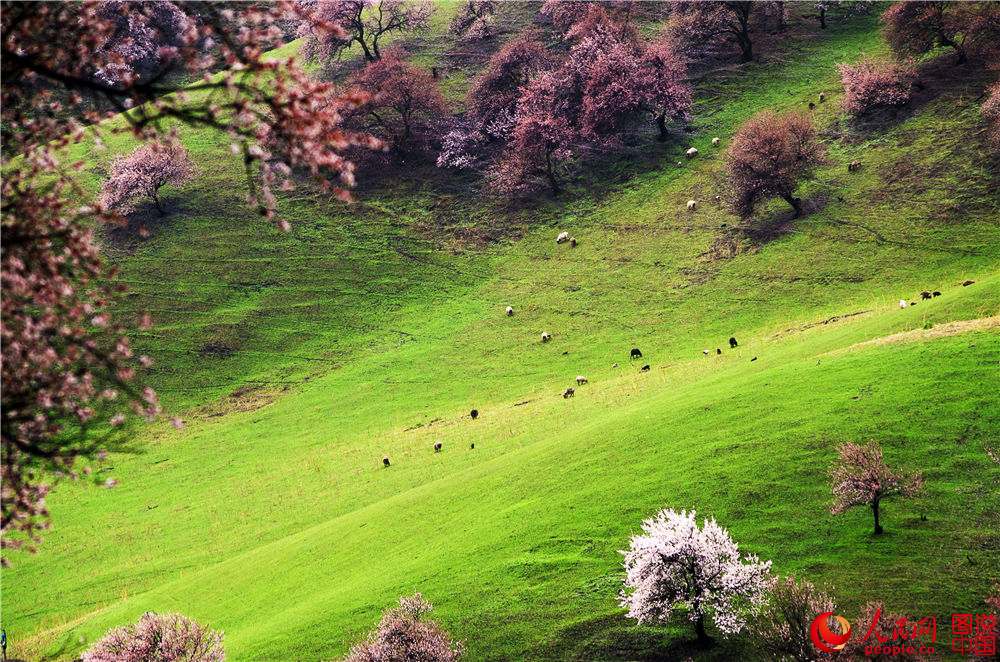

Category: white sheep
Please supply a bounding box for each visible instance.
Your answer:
[898,299,908,309]
[676,161,684,167]
[541,331,552,343]
[702,349,710,355]
[505,306,514,316]
[687,199,697,211]
[711,137,720,146]
[686,147,699,158]
[576,375,588,385]
[556,231,570,244]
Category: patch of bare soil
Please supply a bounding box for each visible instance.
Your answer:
[844,316,1000,351]
[199,384,280,419]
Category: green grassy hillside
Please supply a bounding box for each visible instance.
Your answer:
[2,7,999,661]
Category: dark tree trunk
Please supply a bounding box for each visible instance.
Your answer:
[152,190,165,216]
[695,615,711,646]
[656,112,668,142]
[872,498,883,535]
[782,194,802,217]
[545,149,561,196]
[819,8,826,29]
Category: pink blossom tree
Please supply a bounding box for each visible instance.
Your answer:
[757,576,840,661]
[345,593,463,662]
[620,508,773,645]
[345,50,448,154]
[726,110,824,221]
[99,140,195,216]
[1,2,375,563]
[667,1,761,64]
[91,0,192,85]
[838,56,916,117]
[982,83,1000,152]
[83,612,224,662]
[830,442,924,535]
[449,0,497,42]
[466,34,550,141]
[298,0,433,64]
[882,1,1000,66]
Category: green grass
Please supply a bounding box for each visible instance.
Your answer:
[2,8,999,662]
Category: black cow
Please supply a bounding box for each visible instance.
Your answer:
[729,337,738,349]
[383,457,391,467]
[470,409,479,420]
[630,348,643,359]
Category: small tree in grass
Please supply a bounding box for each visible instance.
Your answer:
[726,111,824,221]
[345,593,463,662]
[830,441,924,535]
[620,508,772,645]
[99,140,195,217]
[838,56,916,117]
[83,612,224,662]
[756,575,840,661]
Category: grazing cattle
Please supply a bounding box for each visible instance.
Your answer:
[921,291,932,300]
[470,443,475,449]
[556,231,570,244]
[963,280,975,286]
[383,457,391,467]
[711,137,720,146]
[563,387,575,398]
[641,364,650,372]
[542,332,552,343]
[470,409,479,419]
[630,347,643,359]
[576,375,588,385]
[899,299,908,309]
[687,199,697,211]
[506,306,514,316]
[848,160,862,172]
[729,337,738,348]
[434,442,442,453]
[716,348,722,355]
[932,291,941,297]
[570,237,578,248]
[686,147,699,158]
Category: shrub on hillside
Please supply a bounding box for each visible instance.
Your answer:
[99,140,195,216]
[725,110,824,221]
[983,83,1000,152]
[829,441,924,535]
[620,508,772,644]
[345,593,463,662]
[838,56,916,116]
[756,576,840,661]
[83,612,224,662]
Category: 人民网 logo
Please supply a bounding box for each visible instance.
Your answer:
[811,611,852,653]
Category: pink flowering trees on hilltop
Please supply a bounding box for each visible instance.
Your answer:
[1,1,375,563]
[99,140,196,216]
[345,593,463,662]
[838,56,916,117]
[620,509,773,645]
[345,50,448,155]
[299,0,433,64]
[830,442,924,535]
[726,111,823,221]
[84,612,224,662]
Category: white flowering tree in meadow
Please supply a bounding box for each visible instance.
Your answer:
[620,508,773,645]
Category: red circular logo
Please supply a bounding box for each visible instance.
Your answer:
[811,611,852,653]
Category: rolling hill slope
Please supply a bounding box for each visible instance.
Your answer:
[2,7,999,661]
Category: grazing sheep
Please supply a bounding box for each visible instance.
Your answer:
[570,237,578,248]
[556,231,570,244]
[470,409,479,419]
[819,92,826,103]
[687,199,697,211]
[899,299,908,309]
[563,387,575,398]
[963,280,975,286]
[641,364,650,372]
[714,194,722,201]
[506,305,514,316]
[576,375,588,385]
[703,349,709,355]
[541,332,552,343]
[716,348,722,355]
[932,291,941,297]
[612,362,619,368]
[630,347,642,359]
[808,102,816,110]
[711,137,720,146]
[848,160,862,172]
[434,442,442,453]
[729,337,738,348]
[676,161,684,167]
[920,291,932,300]
[686,147,699,158]
[383,457,391,467]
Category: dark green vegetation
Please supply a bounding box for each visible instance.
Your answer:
[3,6,999,661]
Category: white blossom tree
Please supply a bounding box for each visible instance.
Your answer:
[620,508,773,645]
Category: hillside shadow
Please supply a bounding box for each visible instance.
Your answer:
[105,197,187,253]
